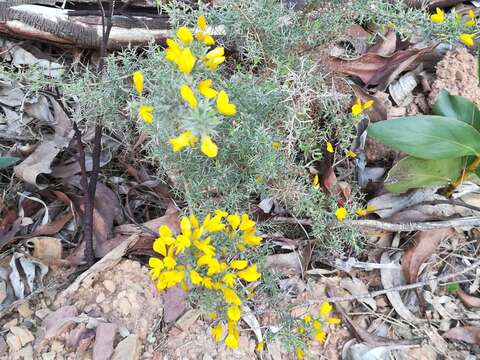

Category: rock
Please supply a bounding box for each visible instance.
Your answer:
[117,297,131,316]
[4,319,18,329]
[92,323,117,360]
[35,308,52,319]
[112,335,141,360]
[42,305,78,340]
[6,333,22,352]
[42,352,56,360]
[50,340,64,353]
[176,309,200,332]
[96,292,106,303]
[103,280,115,293]
[0,336,7,355]
[9,326,34,346]
[0,280,6,304]
[17,344,33,359]
[17,303,33,318]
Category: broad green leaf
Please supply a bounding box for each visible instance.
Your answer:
[368,116,480,159]
[433,90,480,131]
[385,156,464,193]
[0,157,20,169]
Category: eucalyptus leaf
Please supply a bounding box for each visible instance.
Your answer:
[0,156,20,169]
[368,116,480,159]
[385,156,465,193]
[433,90,480,131]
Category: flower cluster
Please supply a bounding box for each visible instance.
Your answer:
[294,302,341,359]
[431,7,478,47]
[148,210,263,349]
[132,16,237,158]
[351,98,373,117]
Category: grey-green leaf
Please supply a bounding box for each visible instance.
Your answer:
[0,157,20,169]
[368,116,480,159]
[433,90,480,131]
[385,156,465,193]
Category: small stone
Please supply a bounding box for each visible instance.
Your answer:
[112,335,141,360]
[35,308,52,319]
[92,323,117,360]
[96,292,106,303]
[50,340,64,353]
[117,297,131,316]
[17,344,33,359]
[17,303,33,318]
[0,280,7,304]
[4,319,18,329]
[176,309,200,332]
[42,352,56,360]
[0,336,7,355]
[103,280,116,293]
[6,333,22,352]
[9,326,34,346]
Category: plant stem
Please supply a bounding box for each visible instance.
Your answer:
[446,155,480,197]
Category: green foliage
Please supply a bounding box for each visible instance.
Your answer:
[369,91,480,193]
[0,157,19,169]
[447,282,460,294]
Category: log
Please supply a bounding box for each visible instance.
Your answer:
[0,1,171,49]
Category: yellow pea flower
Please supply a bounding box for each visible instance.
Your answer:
[222,272,237,287]
[256,341,264,353]
[190,269,203,285]
[180,84,198,108]
[227,305,242,322]
[326,142,334,153]
[211,323,223,342]
[198,15,207,31]
[351,98,374,116]
[230,259,248,270]
[459,33,475,46]
[138,105,154,123]
[227,214,241,231]
[272,142,281,149]
[346,150,357,158]
[203,35,215,46]
[204,47,225,70]
[132,71,144,95]
[431,7,445,23]
[222,288,242,305]
[224,330,239,349]
[216,90,237,116]
[202,277,214,289]
[198,79,218,99]
[242,228,262,246]
[295,347,305,359]
[177,26,193,45]
[335,207,348,222]
[303,314,311,324]
[355,205,376,216]
[466,10,476,27]
[314,330,327,342]
[165,38,182,63]
[169,131,196,152]
[163,255,176,270]
[320,301,333,317]
[326,317,341,324]
[177,48,196,75]
[148,257,164,280]
[200,135,218,158]
[239,213,256,231]
[313,174,320,189]
[237,264,261,282]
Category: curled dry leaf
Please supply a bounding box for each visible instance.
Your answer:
[9,252,49,299]
[340,277,377,310]
[402,228,454,284]
[443,326,480,345]
[457,289,480,308]
[368,30,398,57]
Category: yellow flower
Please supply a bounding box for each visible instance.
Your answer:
[190,269,203,285]
[163,255,176,270]
[169,131,197,152]
[466,10,476,27]
[174,234,191,254]
[346,150,357,158]
[209,312,218,319]
[272,142,281,149]
[319,301,332,317]
[326,142,334,153]
[224,330,239,349]
[132,71,144,95]
[227,214,241,231]
[203,214,225,232]
[459,33,475,46]
[138,105,154,123]
[165,38,182,63]
[227,305,242,322]
[242,229,262,246]
[201,135,218,158]
[177,48,196,75]
[222,273,237,287]
[304,314,311,324]
[431,7,445,23]
[211,323,223,342]
[335,207,348,222]
[256,341,264,353]
[177,26,193,45]
[326,317,341,325]
[237,264,261,282]
[198,15,207,31]
[180,84,198,108]
[230,260,248,270]
[157,270,185,290]
[216,90,237,116]
[239,213,255,231]
[222,287,242,305]
[295,347,305,359]
[202,277,215,289]
[194,237,216,257]
[351,98,373,116]
[204,47,225,70]
[198,79,218,99]
[313,174,319,189]
[297,326,305,334]
[355,205,376,217]
[314,330,327,342]
[148,257,164,280]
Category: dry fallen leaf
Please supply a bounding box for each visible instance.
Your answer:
[457,289,480,309]
[443,326,480,345]
[402,228,453,284]
[340,277,377,310]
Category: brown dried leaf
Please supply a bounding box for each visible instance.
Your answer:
[457,289,480,308]
[443,326,480,344]
[368,30,398,57]
[402,229,453,284]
